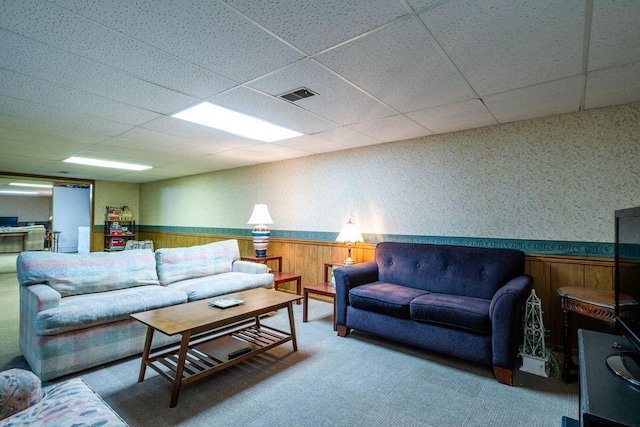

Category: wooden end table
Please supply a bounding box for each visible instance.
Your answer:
[303,262,343,330]
[131,288,302,408]
[557,286,638,382]
[273,272,302,304]
[240,255,282,272]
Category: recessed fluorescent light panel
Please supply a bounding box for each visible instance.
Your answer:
[10,182,53,188]
[172,102,303,142]
[0,190,39,195]
[63,157,152,171]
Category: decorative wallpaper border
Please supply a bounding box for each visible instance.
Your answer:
[123,225,614,258]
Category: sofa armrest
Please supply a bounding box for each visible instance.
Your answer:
[334,261,379,327]
[232,260,269,274]
[489,275,533,369]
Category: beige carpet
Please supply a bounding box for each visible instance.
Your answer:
[0,253,18,274]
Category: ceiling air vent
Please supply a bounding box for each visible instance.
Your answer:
[279,87,317,102]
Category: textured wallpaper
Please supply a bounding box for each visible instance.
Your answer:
[93,180,140,225]
[140,103,640,243]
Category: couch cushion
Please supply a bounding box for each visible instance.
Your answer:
[34,286,187,336]
[166,272,274,301]
[0,369,42,421]
[375,242,525,299]
[3,378,127,426]
[349,282,430,319]
[155,240,240,286]
[17,250,159,297]
[409,293,491,334]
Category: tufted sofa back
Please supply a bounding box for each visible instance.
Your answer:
[375,242,524,300]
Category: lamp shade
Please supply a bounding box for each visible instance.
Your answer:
[336,221,363,243]
[247,204,273,225]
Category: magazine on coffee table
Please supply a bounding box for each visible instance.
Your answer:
[208,297,245,309]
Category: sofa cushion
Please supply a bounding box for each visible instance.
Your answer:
[166,272,274,301]
[409,293,491,334]
[155,240,239,286]
[2,377,127,426]
[375,242,525,299]
[34,286,187,336]
[17,250,159,297]
[0,369,42,421]
[349,282,430,319]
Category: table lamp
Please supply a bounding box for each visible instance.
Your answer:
[336,220,363,265]
[247,204,273,257]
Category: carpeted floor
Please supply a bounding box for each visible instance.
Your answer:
[0,272,579,426]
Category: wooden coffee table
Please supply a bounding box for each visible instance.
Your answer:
[131,288,303,407]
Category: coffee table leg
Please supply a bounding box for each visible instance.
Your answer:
[287,302,298,351]
[303,288,309,322]
[138,326,155,382]
[170,331,191,408]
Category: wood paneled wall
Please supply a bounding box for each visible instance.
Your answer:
[93,230,615,350]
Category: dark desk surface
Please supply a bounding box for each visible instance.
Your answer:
[578,329,640,427]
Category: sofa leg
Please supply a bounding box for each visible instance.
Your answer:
[337,325,350,337]
[493,366,513,385]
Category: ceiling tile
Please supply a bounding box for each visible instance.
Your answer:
[585,62,640,109]
[223,0,407,54]
[406,99,498,134]
[275,134,352,154]
[0,1,234,98]
[0,115,109,144]
[208,86,339,134]
[422,0,585,96]
[0,68,160,125]
[0,137,90,159]
[588,0,640,71]
[48,0,304,82]
[309,127,382,148]
[347,115,433,142]
[141,117,259,150]
[248,60,398,126]
[316,16,475,112]
[0,154,55,173]
[484,76,583,123]
[241,143,312,161]
[0,96,133,137]
[0,30,198,114]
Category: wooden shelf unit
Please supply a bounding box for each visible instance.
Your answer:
[104,219,136,251]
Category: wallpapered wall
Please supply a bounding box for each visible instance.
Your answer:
[93,180,140,225]
[138,102,640,244]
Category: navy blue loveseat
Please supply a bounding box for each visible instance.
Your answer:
[334,242,532,385]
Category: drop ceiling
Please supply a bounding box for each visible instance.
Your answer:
[0,0,638,184]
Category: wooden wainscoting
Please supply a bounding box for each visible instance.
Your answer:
[93,229,614,351]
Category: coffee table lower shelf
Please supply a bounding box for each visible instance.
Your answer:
[142,323,292,406]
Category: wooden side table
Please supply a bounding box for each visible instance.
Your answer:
[273,272,302,304]
[240,255,282,272]
[557,286,638,382]
[303,262,343,330]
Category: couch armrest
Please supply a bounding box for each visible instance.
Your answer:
[232,260,269,274]
[489,275,533,369]
[334,261,379,327]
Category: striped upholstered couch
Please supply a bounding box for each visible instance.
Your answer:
[16,239,274,380]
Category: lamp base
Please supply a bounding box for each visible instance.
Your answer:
[342,257,355,265]
[251,224,270,257]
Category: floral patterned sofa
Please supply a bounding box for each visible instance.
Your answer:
[0,368,127,426]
